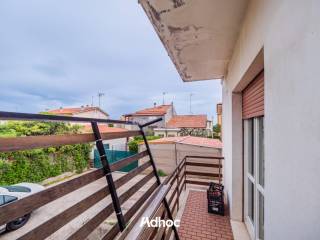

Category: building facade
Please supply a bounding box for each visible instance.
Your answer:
[123,103,176,132]
[154,115,213,137]
[140,1,320,239]
[47,106,109,120]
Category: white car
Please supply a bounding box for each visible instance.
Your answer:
[0,183,45,234]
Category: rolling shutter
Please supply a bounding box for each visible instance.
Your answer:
[242,71,264,119]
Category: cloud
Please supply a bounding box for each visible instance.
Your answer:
[0,0,221,121]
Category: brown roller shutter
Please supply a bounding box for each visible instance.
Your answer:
[242,71,264,119]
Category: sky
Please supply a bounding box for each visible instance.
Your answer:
[0,0,222,121]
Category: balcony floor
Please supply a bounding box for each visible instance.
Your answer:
[178,191,234,240]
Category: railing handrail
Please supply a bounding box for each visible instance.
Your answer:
[0,111,163,126]
[185,155,224,159]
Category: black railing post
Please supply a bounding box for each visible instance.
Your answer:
[91,121,126,231]
[138,124,180,240]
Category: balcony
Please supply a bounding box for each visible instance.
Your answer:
[0,111,232,240]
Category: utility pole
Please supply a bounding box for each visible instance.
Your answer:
[91,96,94,107]
[98,92,105,108]
[189,93,193,114]
[162,92,167,105]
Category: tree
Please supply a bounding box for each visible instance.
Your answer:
[212,124,221,139]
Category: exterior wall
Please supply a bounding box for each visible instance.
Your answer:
[153,129,179,137]
[164,105,176,125]
[74,110,109,119]
[103,138,128,151]
[130,116,166,128]
[139,143,222,175]
[222,0,320,239]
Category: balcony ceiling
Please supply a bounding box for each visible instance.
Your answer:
[139,0,249,81]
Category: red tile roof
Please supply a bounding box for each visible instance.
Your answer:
[167,115,207,128]
[125,105,171,116]
[82,124,128,133]
[47,107,109,116]
[148,136,222,148]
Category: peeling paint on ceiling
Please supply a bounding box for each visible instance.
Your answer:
[139,0,249,82]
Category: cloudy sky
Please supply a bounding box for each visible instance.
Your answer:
[0,0,221,121]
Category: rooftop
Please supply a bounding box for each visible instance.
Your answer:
[125,104,172,117]
[47,106,109,117]
[148,135,223,148]
[167,115,207,128]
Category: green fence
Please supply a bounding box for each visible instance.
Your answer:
[94,146,138,172]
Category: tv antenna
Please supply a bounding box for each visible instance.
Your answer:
[98,92,105,108]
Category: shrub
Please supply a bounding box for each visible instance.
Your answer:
[128,135,161,153]
[0,121,91,185]
[157,169,167,177]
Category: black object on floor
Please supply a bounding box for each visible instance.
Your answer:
[207,182,225,216]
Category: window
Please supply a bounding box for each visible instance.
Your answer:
[0,195,4,206]
[0,195,17,206]
[2,185,31,193]
[244,117,264,240]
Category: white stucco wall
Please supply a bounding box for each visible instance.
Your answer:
[74,110,108,119]
[139,143,222,175]
[223,0,320,239]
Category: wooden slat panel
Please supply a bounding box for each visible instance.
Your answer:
[19,161,152,240]
[67,204,114,240]
[100,130,140,140]
[19,187,110,240]
[155,222,167,240]
[102,182,158,240]
[185,179,211,186]
[123,182,158,222]
[185,155,224,159]
[0,131,140,152]
[168,188,178,206]
[186,162,222,168]
[186,171,222,178]
[164,227,173,240]
[110,151,148,171]
[120,186,169,240]
[242,70,264,119]
[0,168,105,226]
[139,204,165,240]
[118,172,154,204]
[68,172,155,240]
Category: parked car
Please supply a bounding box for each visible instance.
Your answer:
[0,183,45,234]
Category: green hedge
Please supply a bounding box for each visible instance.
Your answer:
[0,121,91,185]
[128,135,161,153]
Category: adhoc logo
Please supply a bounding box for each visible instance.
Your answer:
[140,217,180,228]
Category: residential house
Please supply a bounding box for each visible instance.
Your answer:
[140,0,320,239]
[47,106,109,120]
[82,124,129,151]
[154,114,212,137]
[123,103,176,132]
[48,106,129,156]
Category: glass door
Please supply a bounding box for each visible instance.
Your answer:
[244,117,264,240]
